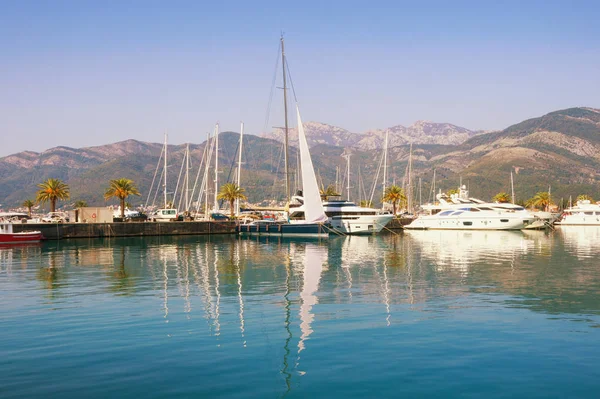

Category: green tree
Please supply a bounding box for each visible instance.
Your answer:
[576,194,593,202]
[359,200,373,208]
[319,185,340,201]
[104,178,141,218]
[36,178,70,212]
[492,192,511,203]
[74,200,88,208]
[22,199,35,217]
[382,185,406,215]
[217,183,247,218]
[525,192,553,211]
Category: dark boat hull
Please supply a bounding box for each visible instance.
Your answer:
[237,223,328,237]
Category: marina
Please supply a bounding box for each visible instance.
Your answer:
[1,3,599,398]
[1,229,599,397]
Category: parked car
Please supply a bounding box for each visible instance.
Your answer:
[150,208,178,222]
[210,212,230,221]
[42,212,69,223]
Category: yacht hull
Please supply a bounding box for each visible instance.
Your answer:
[405,215,532,230]
[237,222,328,237]
[330,214,394,235]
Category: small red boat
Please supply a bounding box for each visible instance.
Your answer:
[0,223,44,244]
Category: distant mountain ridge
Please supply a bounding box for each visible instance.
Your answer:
[261,120,486,149]
[1,107,599,210]
[1,140,162,169]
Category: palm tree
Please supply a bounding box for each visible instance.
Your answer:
[104,178,141,218]
[74,200,88,208]
[492,192,511,203]
[382,185,406,215]
[319,185,340,201]
[217,183,247,218]
[22,199,35,217]
[525,192,553,211]
[36,178,70,212]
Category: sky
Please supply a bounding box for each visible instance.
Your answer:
[1,0,599,156]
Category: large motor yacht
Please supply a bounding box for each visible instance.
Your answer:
[288,194,394,235]
[556,200,600,225]
[405,185,535,230]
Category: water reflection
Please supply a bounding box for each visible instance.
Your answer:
[2,231,600,397]
[557,226,600,259]
[404,230,536,273]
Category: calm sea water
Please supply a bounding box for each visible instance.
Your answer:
[1,227,600,398]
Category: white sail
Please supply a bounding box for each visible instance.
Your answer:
[296,106,327,223]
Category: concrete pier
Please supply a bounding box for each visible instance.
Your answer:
[11,221,236,240]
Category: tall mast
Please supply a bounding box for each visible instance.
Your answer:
[185,143,190,212]
[164,132,168,208]
[345,153,351,201]
[204,131,212,220]
[281,36,291,202]
[432,169,436,203]
[408,143,413,213]
[510,171,515,204]
[419,177,422,206]
[214,123,220,212]
[236,122,244,216]
[382,129,389,200]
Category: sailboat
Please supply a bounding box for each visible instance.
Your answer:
[287,149,394,235]
[238,38,329,237]
[147,133,179,222]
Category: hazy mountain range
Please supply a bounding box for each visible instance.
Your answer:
[262,120,485,149]
[1,107,599,210]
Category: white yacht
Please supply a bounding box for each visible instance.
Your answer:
[405,185,535,230]
[556,200,600,225]
[288,194,394,235]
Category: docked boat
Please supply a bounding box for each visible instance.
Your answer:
[288,196,394,235]
[0,223,44,244]
[239,38,329,237]
[405,185,535,230]
[556,200,600,225]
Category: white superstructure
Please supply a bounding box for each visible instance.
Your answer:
[405,185,535,230]
[556,200,600,225]
[289,196,393,235]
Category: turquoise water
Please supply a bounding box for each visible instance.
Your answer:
[1,227,600,398]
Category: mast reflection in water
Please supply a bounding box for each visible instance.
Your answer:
[1,231,600,398]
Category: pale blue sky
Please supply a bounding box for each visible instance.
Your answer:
[1,0,598,156]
